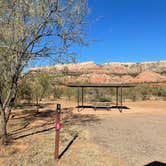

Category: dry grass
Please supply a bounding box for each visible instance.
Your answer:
[0,101,120,166]
[2,100,165,166]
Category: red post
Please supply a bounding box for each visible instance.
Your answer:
[54,104,61,160]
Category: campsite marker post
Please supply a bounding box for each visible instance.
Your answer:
[54,104,61,160]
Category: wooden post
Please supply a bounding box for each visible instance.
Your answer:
[54,104,61,160]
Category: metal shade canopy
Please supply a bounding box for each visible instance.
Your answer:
[65,83,136,112]
[65,83,136,88]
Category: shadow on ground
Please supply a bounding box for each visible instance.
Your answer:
[58,133,78,159]
[145,161,166,166]
[9,105,100,140]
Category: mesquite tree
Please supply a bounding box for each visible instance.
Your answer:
[30,73,52,113]
[0,0,89,144]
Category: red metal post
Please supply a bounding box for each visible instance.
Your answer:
[54,104,61,160]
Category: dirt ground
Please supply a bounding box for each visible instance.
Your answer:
[0,100,166,166]
[71,100,166,166]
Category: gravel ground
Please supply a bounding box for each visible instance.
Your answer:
[89,112,166,166]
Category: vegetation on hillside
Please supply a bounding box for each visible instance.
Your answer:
[16,73,166,105]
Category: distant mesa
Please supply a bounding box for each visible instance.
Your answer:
[29,60,166,84]
[133,71,166,83]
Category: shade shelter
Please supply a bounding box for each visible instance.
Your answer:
[65,83,136,112]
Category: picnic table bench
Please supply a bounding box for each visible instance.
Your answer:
[93,102,112,111]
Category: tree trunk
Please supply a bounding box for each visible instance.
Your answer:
[0,108,8,145]
[35,99,39,113]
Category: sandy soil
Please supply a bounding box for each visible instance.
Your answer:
[0,100,166,166]
[0,100,119,166]
[62,100,166,166]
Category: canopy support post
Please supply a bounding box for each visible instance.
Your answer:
[77,88,80,110]
[116,87,119,106]
[82,87,84,107]
[120,86,123,112]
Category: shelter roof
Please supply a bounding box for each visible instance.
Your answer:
[65,83,136,88]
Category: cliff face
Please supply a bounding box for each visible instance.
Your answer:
[102,61,166,74]
[29,60,166,83]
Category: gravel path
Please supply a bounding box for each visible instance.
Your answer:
[89,113,166,166]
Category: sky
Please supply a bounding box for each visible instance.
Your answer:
[76,0,166,64]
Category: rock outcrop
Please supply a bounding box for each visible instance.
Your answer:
[29,60,166,83]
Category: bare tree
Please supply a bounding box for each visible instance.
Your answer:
[0,0,89,144]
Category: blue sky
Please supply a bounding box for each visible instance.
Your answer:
[76,0,166,64]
